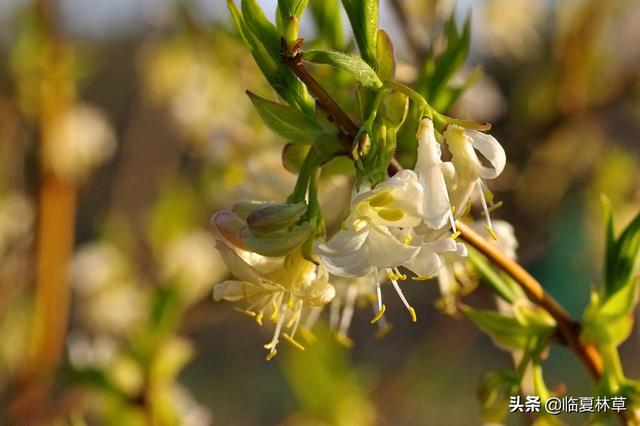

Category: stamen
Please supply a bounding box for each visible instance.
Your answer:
[402,235,413,245]
[329,299,340,330]
[370,304,386,324]
[375,279,383,312]
[476,180,496,240]
[255,310,264,326]
[338,285,358,337]
[269,296,280,323]
[389,272,417,322]
[412,275,435,281]
[393,267,407,280]
[485,225,498,241]
[234,307,257,318]
[264,306,286,361]
[335,332,354,348]
[282,333,305,351]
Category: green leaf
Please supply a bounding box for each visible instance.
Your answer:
[247,91,325,141]
[309,0,344,50]
[228,0,313,113]
[416,13,471,111]
[583,281,639,346]
[375,29,395,81]
[304,49,383,88]
[478,369,519,423]
[606,210,640,296]
[282,143,310,173]
[468,249,522,304]
[278,0,309,18]
[463,306,534,350]
[241,0,280,53]
[340,0,378,66]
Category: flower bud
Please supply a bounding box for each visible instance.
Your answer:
[246,202,307,235]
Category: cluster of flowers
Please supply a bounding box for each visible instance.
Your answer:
[211,118,506,359]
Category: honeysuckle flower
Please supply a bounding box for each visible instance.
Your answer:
[213,241,335,360]
[317,170,424,322]
[317,169,423,277]
[414,118,456,232]
[444,124,506,239]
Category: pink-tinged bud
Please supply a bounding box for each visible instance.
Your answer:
[210,211,246,249]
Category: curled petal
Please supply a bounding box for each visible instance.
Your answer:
[467,130,506,179]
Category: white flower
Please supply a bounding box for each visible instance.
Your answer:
[414,118,455,231]
[213,241,335,360]
[317,170,423,278]
[317,170,425,323]
[444,124,506,239]
[403,232,467,280]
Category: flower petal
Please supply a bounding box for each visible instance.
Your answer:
[466,130,506,179]
[319,249,376,278]
[365,226,419,267]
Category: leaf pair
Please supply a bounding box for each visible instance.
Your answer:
[463,303,556,351]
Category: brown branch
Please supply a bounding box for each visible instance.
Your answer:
[455,221,603,380]
[281,38,359,139]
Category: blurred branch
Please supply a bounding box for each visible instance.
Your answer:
[12,0,77,422]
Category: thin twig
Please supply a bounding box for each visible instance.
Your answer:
[455,221,603,380]
[280,38,605,384]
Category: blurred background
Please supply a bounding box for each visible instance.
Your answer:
[0,0,639,424]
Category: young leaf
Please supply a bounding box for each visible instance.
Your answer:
[304,49,383,88]
[376,29,395,81]
[241,0,280,53]
[462,306,532,350]
[468,249,522,304]
[247,91,325,142]
[606,210,640,296]
[278,0,309,18]
[309,0,344,50]
[583,280,639,346]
